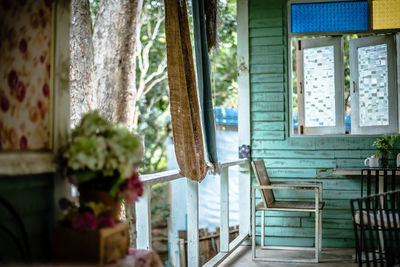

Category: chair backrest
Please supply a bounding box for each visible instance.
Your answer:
[251,159,275,208]
[350,190,400,265]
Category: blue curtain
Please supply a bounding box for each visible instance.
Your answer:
[192,0,218,164]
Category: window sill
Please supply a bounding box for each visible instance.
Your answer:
[0,152,56,175]
[290,133,399,138]
[333,169,400,176]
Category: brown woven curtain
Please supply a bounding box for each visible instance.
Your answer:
[204,0,217,51]
[164,0,208,182]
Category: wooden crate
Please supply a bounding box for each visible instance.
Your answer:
[52,222,129,265]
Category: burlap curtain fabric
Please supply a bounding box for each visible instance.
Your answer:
[204,0,217,52]
[164,0,208,182]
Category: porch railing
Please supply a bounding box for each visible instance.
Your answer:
[134,158,250,267]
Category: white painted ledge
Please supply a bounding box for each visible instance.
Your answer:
[333,169,400,176]
[0,152,56,175]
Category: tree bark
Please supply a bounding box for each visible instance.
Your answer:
[115,0,143,129]
[93,0,143,129]
[92,0,120,122]
[69,0,94,127]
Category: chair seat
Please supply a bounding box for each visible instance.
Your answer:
[257,201,325,210]
[355,210,400,228]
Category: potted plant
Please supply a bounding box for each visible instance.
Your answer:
[372,135,398,168]
[59,111,144,222]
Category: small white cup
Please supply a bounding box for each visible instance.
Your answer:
[364,157,379,168]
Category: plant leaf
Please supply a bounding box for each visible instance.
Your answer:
[109,177,127,198]
[75,171,96,183]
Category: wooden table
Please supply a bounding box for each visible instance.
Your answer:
[333,168,400,196]
[361,168,400,196]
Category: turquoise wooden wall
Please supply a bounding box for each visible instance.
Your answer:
[249,0,396,247]
[0,175,53,262]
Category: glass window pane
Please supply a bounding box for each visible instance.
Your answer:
[372,0,400,30]
[358,44,389,126]
[303,46,336,127]
[291,2,369,33]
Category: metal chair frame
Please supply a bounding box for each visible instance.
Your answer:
[0,196,31,263]
[351,190,400,267]
[251,160,324,263]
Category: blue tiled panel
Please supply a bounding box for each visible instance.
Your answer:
[291,1,369,33]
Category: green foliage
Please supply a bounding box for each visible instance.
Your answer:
[89,0,99,29]
[150,183,170,228]
[210,0,237,108]
[137,99,170,173]
[372,135,398,155]
[136,0,169,174]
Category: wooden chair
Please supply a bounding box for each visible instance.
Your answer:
[251,159,325,263]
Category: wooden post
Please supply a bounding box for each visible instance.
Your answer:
[220,167,229,252]
[239,162,251,237]
[186,179,199,266]
[237,0,251,237]
[178,239,187,267]
[135,183,152,249]
[53,0,72,222]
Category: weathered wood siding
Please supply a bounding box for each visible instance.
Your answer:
[249,0,395,247]
[0,175,53,262]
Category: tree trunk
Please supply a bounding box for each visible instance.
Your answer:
[115,0,143,130]
[92,0,120,122]
[69,0,94,127]
[93,0,143,129]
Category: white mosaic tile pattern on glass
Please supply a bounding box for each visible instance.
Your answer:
[358,44,389,127]
[303,46,336,127]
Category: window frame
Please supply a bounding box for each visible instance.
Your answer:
[350,35,398,135]
[287,0,400,38]
[287,0,400,137]
[296,37,345,135]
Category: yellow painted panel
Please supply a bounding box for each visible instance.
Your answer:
[372,0,400,29]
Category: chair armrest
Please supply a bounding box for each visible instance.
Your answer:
[269,182,323,201]
[253,185,323,202]
[270,181,322,184]
[253,185,319,190]
[271,181,322,189]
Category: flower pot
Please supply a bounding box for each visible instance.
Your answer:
[53,222,129,264]
[79,189,121,221]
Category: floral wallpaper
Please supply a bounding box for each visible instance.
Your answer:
[0,0,52,151]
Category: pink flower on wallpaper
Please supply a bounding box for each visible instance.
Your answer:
[19,135,28,149]
[1,0,51,151]
[19,38,27,54]
[1,95,9,112]
[71,212,97,230]
[16,81,26,102]
[42,83,49,97]
[8,70,18,93]
[122,172,143,204]
[98,214,115,228]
